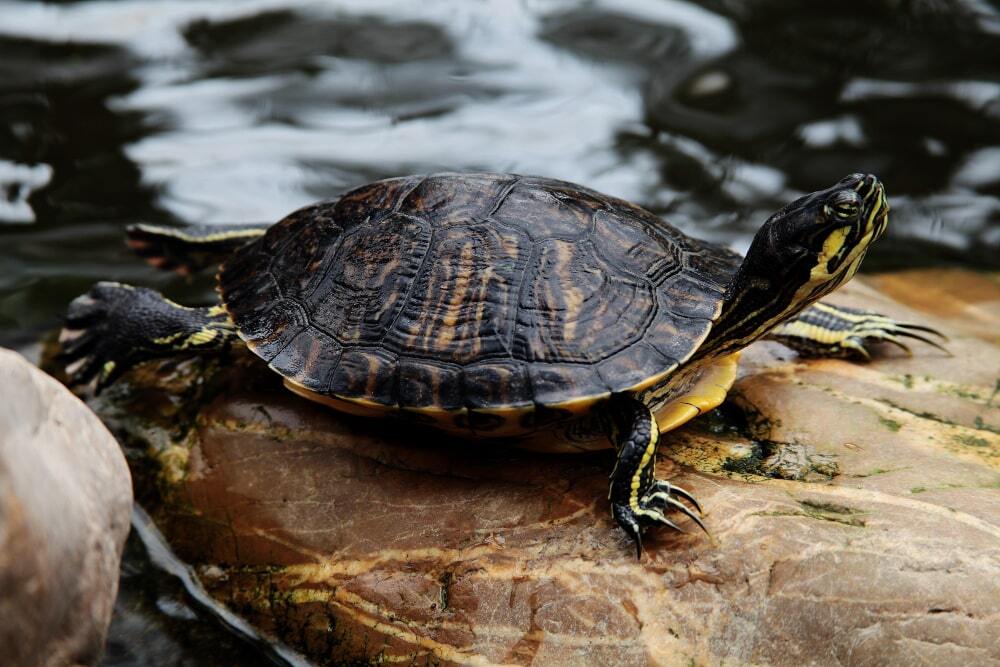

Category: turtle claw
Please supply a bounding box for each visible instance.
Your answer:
[650,480,702,514]
[642,490,709,535]
[612,483,708,559]
[612,504,644,559]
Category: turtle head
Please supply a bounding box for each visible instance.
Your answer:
[761,172,888,295]
[707,174,889,356]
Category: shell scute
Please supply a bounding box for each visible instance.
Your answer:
[397,359,463,410]
[270,327,343,393]
[528,363,607,406]
[329,348,398,405]
[382,223,530,364]
[399,173,516,226]
[462,361,532,409]
[308,214,430,345]
[513,239,656,363]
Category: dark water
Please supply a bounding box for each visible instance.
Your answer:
[0,0,997,664]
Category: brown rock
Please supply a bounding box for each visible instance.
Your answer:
[85,272,1000,666]
[0,348,133,667]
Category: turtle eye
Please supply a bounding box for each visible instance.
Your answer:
[824,189,862,221]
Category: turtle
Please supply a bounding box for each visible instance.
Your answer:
[60,172,945,556]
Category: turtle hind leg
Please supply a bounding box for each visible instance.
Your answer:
[605,395,706,559]
[126,222,269,275]
[59,281,236,392]
[767,302,949,360]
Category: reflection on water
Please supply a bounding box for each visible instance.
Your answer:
[0,0,997,663]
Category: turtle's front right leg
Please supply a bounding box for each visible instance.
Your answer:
[59,281,236,392]
[606,395,706,558]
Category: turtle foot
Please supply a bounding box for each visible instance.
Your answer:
[613,480,707,559]
[59,281,233,393]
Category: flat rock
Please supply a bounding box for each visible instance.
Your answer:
[80,272,1000,666]
[0,348,133,667]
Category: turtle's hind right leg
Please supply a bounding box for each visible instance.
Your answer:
[126,222,269,275]
[60,281,236,392]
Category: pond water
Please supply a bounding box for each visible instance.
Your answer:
[0,0,997,664]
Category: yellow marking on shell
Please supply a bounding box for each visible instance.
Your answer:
[435,242,475,351]
[133,223,266,244]
[283,378,394,416]
[279,351,739,450]
[561,244,584,344]
[100,360,116,380]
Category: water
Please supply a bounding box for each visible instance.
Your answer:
[0,0,997,663]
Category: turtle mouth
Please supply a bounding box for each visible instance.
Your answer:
[854,173,889,242]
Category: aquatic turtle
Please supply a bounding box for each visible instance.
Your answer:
[60,173,944,555]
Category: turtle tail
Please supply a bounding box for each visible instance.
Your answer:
[126,222,270,275]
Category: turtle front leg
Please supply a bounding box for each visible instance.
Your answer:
[767,302,948,360]
[59,281,237,392]
[606,395,706,558]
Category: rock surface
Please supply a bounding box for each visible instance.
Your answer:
[80,273,1000,666]
[0,348,133,667]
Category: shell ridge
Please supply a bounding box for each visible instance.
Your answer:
[378,223,435,349]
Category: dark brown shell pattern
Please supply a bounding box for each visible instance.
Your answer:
[219,173,739,415]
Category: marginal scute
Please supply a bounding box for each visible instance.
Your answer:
[270,328,342,393]
[528,363,607,406]
[218,172,737,415]
[597,342,677,394]
[329,348,398,406]
[397,359,463,410]
[462,360,532,409]
[245,300,308,362]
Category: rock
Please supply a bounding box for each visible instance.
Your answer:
[77,272,1000,666]
[0,349,133,666]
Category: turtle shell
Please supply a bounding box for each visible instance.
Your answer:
[219,173,740,433]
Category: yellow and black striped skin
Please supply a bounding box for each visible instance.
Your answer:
[767,301,947,359]
[699,173,890,361]
[219,173,740,442]
[127,222,269,275]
